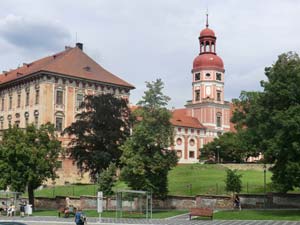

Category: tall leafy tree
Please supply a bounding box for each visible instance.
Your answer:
[0,123,61,208]
[202,131,260,163]
[232,52,300,192]
[120,79,178,199]
[64,94,130,181]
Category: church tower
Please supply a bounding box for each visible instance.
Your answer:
[186,15,231,143]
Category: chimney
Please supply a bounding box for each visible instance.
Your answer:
[76,43,83,50]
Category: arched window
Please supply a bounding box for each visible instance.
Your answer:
[205,41,210,52]
[189,139,195,146]
[176,138,182,145]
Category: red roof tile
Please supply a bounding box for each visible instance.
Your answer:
[0,46,134,89]
[171,108,205,129]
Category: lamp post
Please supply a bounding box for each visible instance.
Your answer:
[216,146,220,164]
[263,164,266,209]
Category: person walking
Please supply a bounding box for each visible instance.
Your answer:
[74,208,86,225]
[234,195,241,210]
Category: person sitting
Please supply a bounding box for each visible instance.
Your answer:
[7,204,15,217]
[0,201,7,215]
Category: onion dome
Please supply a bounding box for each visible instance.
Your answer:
[193,53,224,70]
[192,14,224,72]
[200,27,215,37]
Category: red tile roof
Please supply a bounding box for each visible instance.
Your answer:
[0,46,134,88]
[171,108,205,129]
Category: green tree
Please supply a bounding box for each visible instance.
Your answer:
[225,169,242,194]
[232,52,300,192]
[97,162,117,197]
[0,123,61,208]
[64,94,130,181]
[202,131,260,163]
[120,79,178,199]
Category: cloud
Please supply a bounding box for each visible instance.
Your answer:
[0,14,71,51]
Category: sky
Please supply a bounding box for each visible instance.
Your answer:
[0,0,299,108]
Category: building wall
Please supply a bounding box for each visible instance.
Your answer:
[173,126,205,164]
[0,72,131,184]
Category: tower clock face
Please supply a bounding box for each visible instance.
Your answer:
[206,86,211,95]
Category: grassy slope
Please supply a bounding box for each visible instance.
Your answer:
[34,164,274,197]
[167,164,272,196]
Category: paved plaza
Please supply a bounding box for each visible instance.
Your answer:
[1,215,300,225]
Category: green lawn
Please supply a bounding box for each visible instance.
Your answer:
[168,164,272,196]
[213,210,300,221]
[33,164,279,197]
[33,209,187,219]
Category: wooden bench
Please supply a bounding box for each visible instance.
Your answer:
[189,207,213,220]
[58,206,76,218]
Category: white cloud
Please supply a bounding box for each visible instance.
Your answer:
[0,0,300,108]
[0,14,71,51]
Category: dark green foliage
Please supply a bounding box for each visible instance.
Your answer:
[0,123,61,208]
[64,94,130,181]
[120,79,178,199]
[225,169,242,193]
[202,131,259,163]
[232,52,300,192]
[97,163,117,196]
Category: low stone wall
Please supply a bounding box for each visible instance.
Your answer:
[8,193,300,210]
[196,195,232,209]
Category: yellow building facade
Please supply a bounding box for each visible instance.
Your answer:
[0,43,134,184]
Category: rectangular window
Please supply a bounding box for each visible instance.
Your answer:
[1,98,4,111]
[217,116,221,127]
[0,121,3,130]
[56,117,63,131]
[217,91,221,101]
[195,73,200,81]
[76,94,84,110]
[216,73,222,81]
[189,151,195,158]
[9,96,12,110]
[56,90,63,105]
[26,92,30,106]
[195,90,200,101]
[35,90,39,104]
[17,94,21,108]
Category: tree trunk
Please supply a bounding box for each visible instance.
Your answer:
[28,183,35,210]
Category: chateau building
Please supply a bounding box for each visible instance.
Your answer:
[171,17,231,163]
[0,43,134,183]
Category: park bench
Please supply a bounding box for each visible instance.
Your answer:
[189,207,213,220]
[58,206,76,218]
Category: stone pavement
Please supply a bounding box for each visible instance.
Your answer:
[1,216,300,225]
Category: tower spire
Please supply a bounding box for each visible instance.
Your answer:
[206,12,209,28]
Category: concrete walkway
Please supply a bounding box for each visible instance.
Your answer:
[0,216,300,225]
